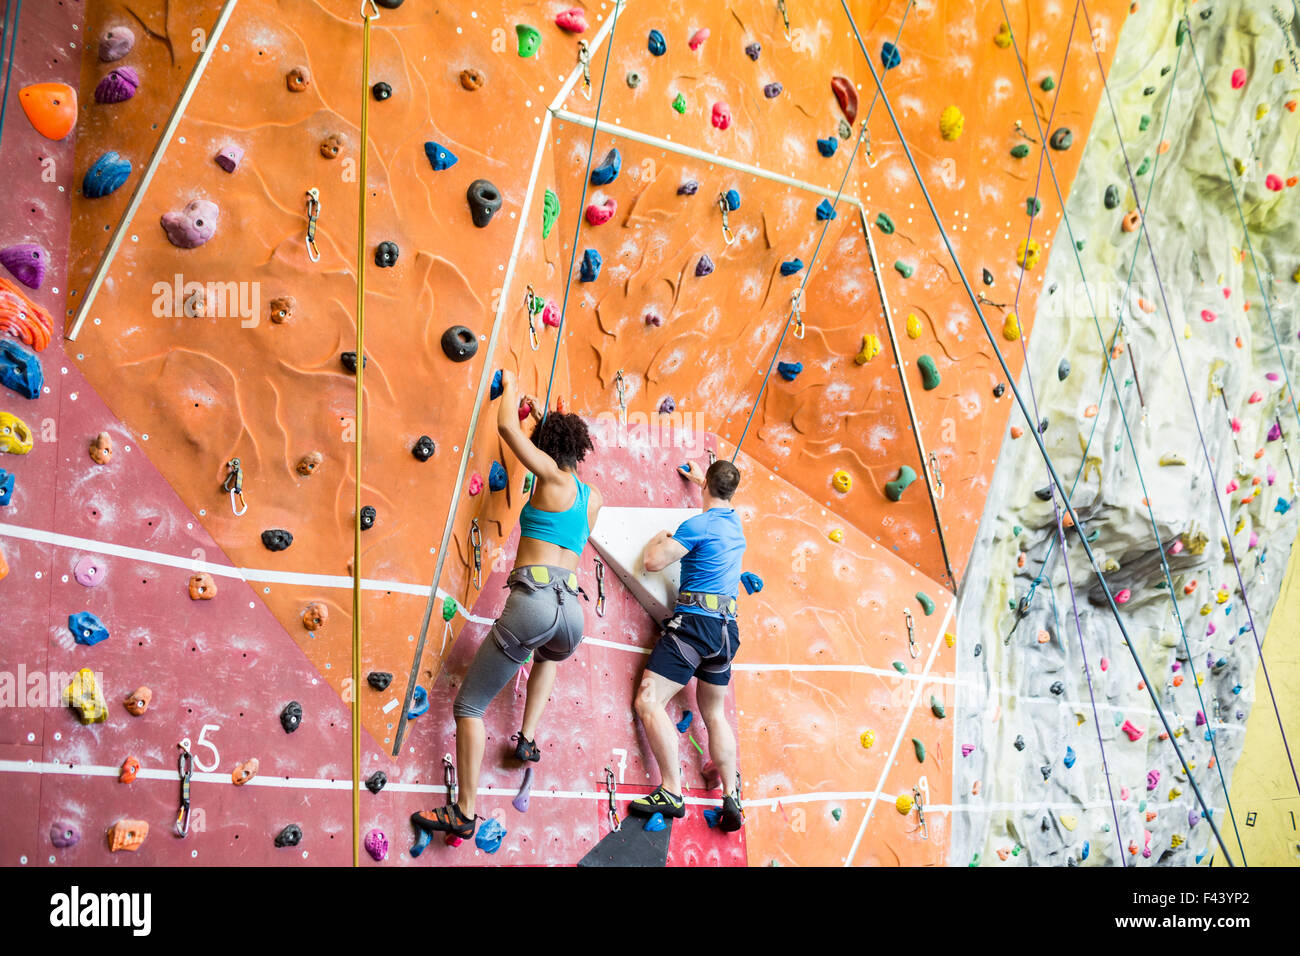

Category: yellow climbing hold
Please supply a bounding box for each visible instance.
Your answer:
[832,469,852,494]
[895,793,913,814]
[1233,157,1247,175]
[994,23,1012,48]
[1159,453,1186,466]
[1002,312,1021,341]
[939,105,965,141]
[855,333,881,365]
[1060,814,1078,831]
[944,632,956,647]
[1199,603,1212,616]
[1016,238,1041,269]
[906,312,922,339]
[860,729,876,749]
[1256,104,1269,120]
[1168,787,1182,799]
[1294,265,1300,282]
[1276,58,1286,73]
[1171,833,1184,848]
[1215,587,1229,604]
[829,528,844,543]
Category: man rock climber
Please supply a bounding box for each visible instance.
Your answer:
[411,370,603,841]
[629,458,747,831]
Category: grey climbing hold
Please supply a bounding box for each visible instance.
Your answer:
[275,824,303,848]
[262,529,293,552]
[626,72,641,88]
[1058,358,1070,380]
[1034,486,1052,501]
[1014,735,1026,751]
[1050,681,1064,695]
[1048,128,1073,150]
[365,771,387,794]
[441,325,479,362]
[695,254,714,277]
[467,180,502,227]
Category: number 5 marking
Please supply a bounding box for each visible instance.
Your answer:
[180,723,221,773]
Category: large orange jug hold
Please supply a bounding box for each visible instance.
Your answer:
[18,82,78,140]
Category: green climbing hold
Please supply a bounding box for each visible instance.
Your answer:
[1012,524,1022,536]
[1049,127,1072,150]
[529,294,545,314]
[885,465,916,501]
[671,92,686,114]
[1104,184,1120,209]
[1136,156,1151,176]
[1040,75,1056,91]
[1138,114,1151,131]
[1026,197,1041,217]
[892,661,908,674]
[916,591,935,615]
[831,807,842,821]
[1075,239,1085,251]
[542,189,559,238]
[875,212,895,234]
[1011,844,1022,857]
[516,24,541,58]
[912,738,926,762]
[969,853,981,867]
[441,596,457,621]
[917,355,941,391]
[1086,528,1100,543]
[1010,143,1030,159]
[930,695,946,718]
[894,260,914,279]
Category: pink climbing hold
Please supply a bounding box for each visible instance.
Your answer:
[961,744,974,756]
[1100,656,1109,671]
[711,101,732,130]
[1120,786,1130,801]
[1266,371,1280,382]
[555,8,588,33]
[1195,710,1207,726]
[1248,390,1262,403]
[1115,588,1131,604]
[689,28,710,51]
[1146,769,1160,790]
[215,145,243,173]
[1265,174,1284,191]
[1230,417,1242,433]
[468,472,483,495]
[161,199,219,249]
[1267,464,1276,486]
[1142,830,1152,858]
[541,301,560,328]
[1200,309,1216,322]
[73,556,106,587]
[1225,478,1239,493]
[1207,622,1217,636]
[1223,287,1232,299]
[585,198,617,225]
[1168,539,1183,555]
[1231,67,1246,89]
[1121,719,1144,741]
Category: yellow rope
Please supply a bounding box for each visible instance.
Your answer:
[353,0,377,869]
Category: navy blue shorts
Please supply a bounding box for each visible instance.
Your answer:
[645,611,740,687]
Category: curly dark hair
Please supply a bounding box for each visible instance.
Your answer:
[531,412,593,470]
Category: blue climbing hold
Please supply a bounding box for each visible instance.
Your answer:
[590,147,622,186]
[1276,497,1292,515]
[83,151,131,199]
[0,340,43,399]
[780,259,804,276]
[407,685,429,719]
[817,137,838,157]
[815,198,836,220]
[488,461,507,492]
[1063,746,1076,768]
[580,249,602,282]
[703,807,722,828]
[881,41,901,70]
[409,826,433,858]
[723,188,741,210]
[490,369,503,400]
[643,812,667,832]
[1232,683,1242,695]
[0,469,13,506]
[475,818,507,853]
[68,612,109,647]
[648,29,666,56]
[741,571,764,594]
[423,140,458,171]
[1081,841,1090,861]
[676,710,693,732]
[777,361,803,382]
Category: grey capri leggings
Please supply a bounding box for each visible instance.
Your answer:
[453,565,586,719]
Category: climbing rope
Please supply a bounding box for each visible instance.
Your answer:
[731,1,915,462]
[350,0,379,869]
[842,0,1237,866]
[1080,0,1300,801]
[997,4,1248,861]
[0,0,21,148]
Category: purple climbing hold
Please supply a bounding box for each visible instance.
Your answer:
[73,555,106,587]
[1188,808,1200,828]
[677,181,699,196]
[94,66,140,104]
[214,145,243,173]
[1268,421,1282,441]
[0,243,48,290]
[695,254,714,277]
[161,199,219,249]
[763,82,783,98]
[745,42,761,61]
[658,396,676,414]
[50,821,81,848]
[364,829,388,861]
[99,26,135,62]
[513,767,533,812]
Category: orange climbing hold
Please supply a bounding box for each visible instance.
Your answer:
[1084,404,1098,417]
[1121,209,1142,232]
[18,83,78,140]
[0,277,55,351]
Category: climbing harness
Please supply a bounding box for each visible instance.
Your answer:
[717,193,736,245]
[613,369,627,428]
[604,766,621,831]
[470,518,483,590]
[305,188,322,263]
[903,608,918,659]
[777,0,791,40]
[223,458,247,516]
[524,285,540,351]
[678,590,738,617]
[174,742,193,837]
[790,288,805,340]
[927,452,944,500]
[593,556,606,617]
[578,40,592,100]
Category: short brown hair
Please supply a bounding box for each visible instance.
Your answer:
[706,460,740,500]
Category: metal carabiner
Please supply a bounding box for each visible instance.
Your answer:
[470,519,483,589]
[175,743,193,837]
[862,123,878,168]
[578,41,592,100]
[594,557,606,617]
[223,458,247,516]
[614,369,627,428]
[361,0,380,19]
[443,753,457,805]
[524,285,540,351]
[718,193,736,245]
[912,785,928,840]
[1013,119,1036,143]
[904,608,918,659]
[790,288,805,340]
[604,767,621,831]
[928,451,944,500]
[305,188,322,263]
[777,0,791,40]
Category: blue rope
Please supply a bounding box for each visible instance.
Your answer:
[0,0,21,149]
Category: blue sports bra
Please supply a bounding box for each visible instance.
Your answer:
[519,474,591,555]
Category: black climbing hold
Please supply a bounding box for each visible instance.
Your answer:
[1041,765,1052,780]
[1067,856,1078,867]
[982,268,994,286]
[993,382,1005,398]
[1142,85,1155,96]
[280,700,303,733]
[1034,486,1052,501]
[1199,7,1212,19]
[1038,417,1049,434]
[973,643,982,657]
[262,529,293,552]
[371,82,392,101]
[441,325,478,362]
[1160,65,1171,76]
[412,436,435,461]
[376,0,403,7]
[1014,735,1026,751]
[374,241,399,268]
[341,351,367,374]
[466,179,502,227]
[1049,128,1072,150]
[365,770,387,794]
[367,671,393,691]
[676,181,699,196]
[359,505,377,531]
[1104,184,1120,209]
[1058,358,1070,381]
[274,824,303,848]
[1050,681,1064,695]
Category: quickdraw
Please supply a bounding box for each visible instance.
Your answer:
[717,193,736,245]
[777,0,791,40]
[1275,417,1297,493]
[614,369,628,428]
[1013,119,1037,143]
[305,188,322,263]
[223,458,248,516]
[1209,372,1249,475]
[443,753,457,806]
[470,519,483,589]
[175,743,193,837]
[976,292,1007,309]
[578,40,592,100]
[928,451,944,500]
[604,766,621,831]
[912,785,928,840]
[904,608,918,659]
[524,284,540,351]
[594,556,606,617]
[790,288,805,340]
[706,448,717,466]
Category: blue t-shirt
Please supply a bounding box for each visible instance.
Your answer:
[671,508,747,617]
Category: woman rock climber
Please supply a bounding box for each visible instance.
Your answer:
[411,370,603,841]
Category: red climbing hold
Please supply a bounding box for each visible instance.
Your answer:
[689,28,710,51]
[831,76,858,124]
[1230,67,1246,89]
[585,198,617,225]
[555,8,588,33]
[711,102,731,130]
[18,83,78,140]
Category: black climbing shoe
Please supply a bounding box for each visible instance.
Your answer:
[410,804,477,840]
[512,732,541,763]
[718,789,745,833]
[628,786,686,819]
